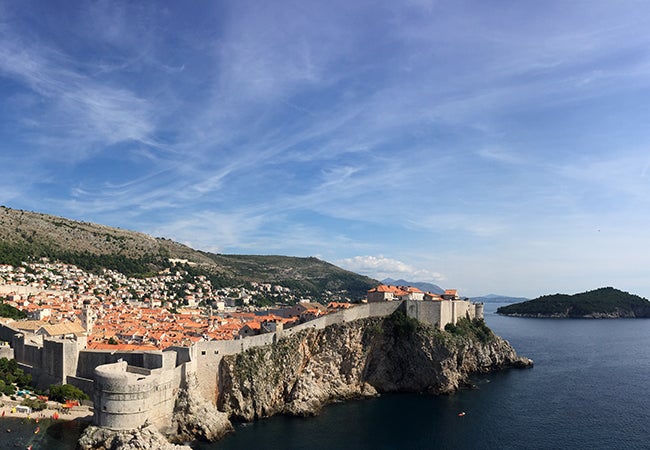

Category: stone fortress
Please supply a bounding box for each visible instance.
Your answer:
[0,292,483,433]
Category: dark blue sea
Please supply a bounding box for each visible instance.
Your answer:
[4,304,648,449]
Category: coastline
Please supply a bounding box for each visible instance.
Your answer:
[0,395,93,423]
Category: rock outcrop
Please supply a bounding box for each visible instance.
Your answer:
[171,373,233,442]
[218,313,532,421]
[78,424,191,450]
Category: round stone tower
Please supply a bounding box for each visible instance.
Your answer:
[474,302,484,320]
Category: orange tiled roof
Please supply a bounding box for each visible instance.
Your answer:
[88,342,158,351]
[368,285,407,295]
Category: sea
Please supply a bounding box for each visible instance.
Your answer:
[3,303,648,449]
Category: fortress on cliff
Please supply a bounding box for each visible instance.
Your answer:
[0,295,483,432]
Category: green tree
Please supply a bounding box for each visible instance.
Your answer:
[48,384,89,403]
[0,302,27,320]
[21,397,47,411]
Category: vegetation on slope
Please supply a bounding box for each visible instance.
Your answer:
[204,254,377,300]
[0,302,27,320]
[445,317,495,343]
[0,206,377,300]
[497,287,650,318]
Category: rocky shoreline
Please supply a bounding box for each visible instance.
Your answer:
[79,314,532,449]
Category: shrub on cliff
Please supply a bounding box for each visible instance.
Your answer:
[445,318,494,343]
[387,310,420,335]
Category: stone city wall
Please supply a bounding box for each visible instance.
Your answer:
[1,298,483,432]
[192,301,404,403]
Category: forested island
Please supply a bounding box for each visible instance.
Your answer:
[497,287,650,318]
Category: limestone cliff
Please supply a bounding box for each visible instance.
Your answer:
[218,313,532,421]
[170,373,233,442]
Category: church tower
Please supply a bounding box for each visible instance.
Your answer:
[80,300,95,334]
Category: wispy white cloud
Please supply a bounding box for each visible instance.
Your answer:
[0,38,155,161]
[337,255,446,282]
[3,1,650,299]
[476,147,525,165]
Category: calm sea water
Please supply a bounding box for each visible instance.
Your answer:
[4,304,648,449]
[196,303,650,450]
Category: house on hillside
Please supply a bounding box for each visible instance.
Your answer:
[442,289,460,300]
[366,285,406,302]
[424,292,442,301]
[238,321,261,338]
[367,285,426,302]
[261,318,284,333]
[399,286,425,301]
[284,302,328,321]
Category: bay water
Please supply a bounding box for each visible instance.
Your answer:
[197,303,649,450]
[3,303,647,449]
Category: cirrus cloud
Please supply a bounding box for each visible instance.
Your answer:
[337,255,445,282]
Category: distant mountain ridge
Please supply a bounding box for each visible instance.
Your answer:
[0,206,377,300]
[497,287,650,318]
[381,278,444,294]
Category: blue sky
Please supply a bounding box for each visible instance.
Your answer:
[2,1,650,298]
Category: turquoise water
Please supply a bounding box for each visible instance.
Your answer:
[4,304,648,449]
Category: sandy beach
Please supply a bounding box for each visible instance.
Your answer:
[0,395,93,423]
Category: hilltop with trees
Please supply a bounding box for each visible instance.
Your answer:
[497,287,650,318]
[0,206,376,301]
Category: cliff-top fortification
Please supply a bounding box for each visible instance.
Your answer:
[0,206,533,448]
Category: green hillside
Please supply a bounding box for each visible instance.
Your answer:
[497,287,650,318]
[0,206,377,300]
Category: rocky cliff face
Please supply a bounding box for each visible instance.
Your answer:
[78,314,531,449]
[170,373,233,442]
[218,313,532,421]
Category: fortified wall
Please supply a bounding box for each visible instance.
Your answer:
[92,352,180,432]
[0,298,483,431]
